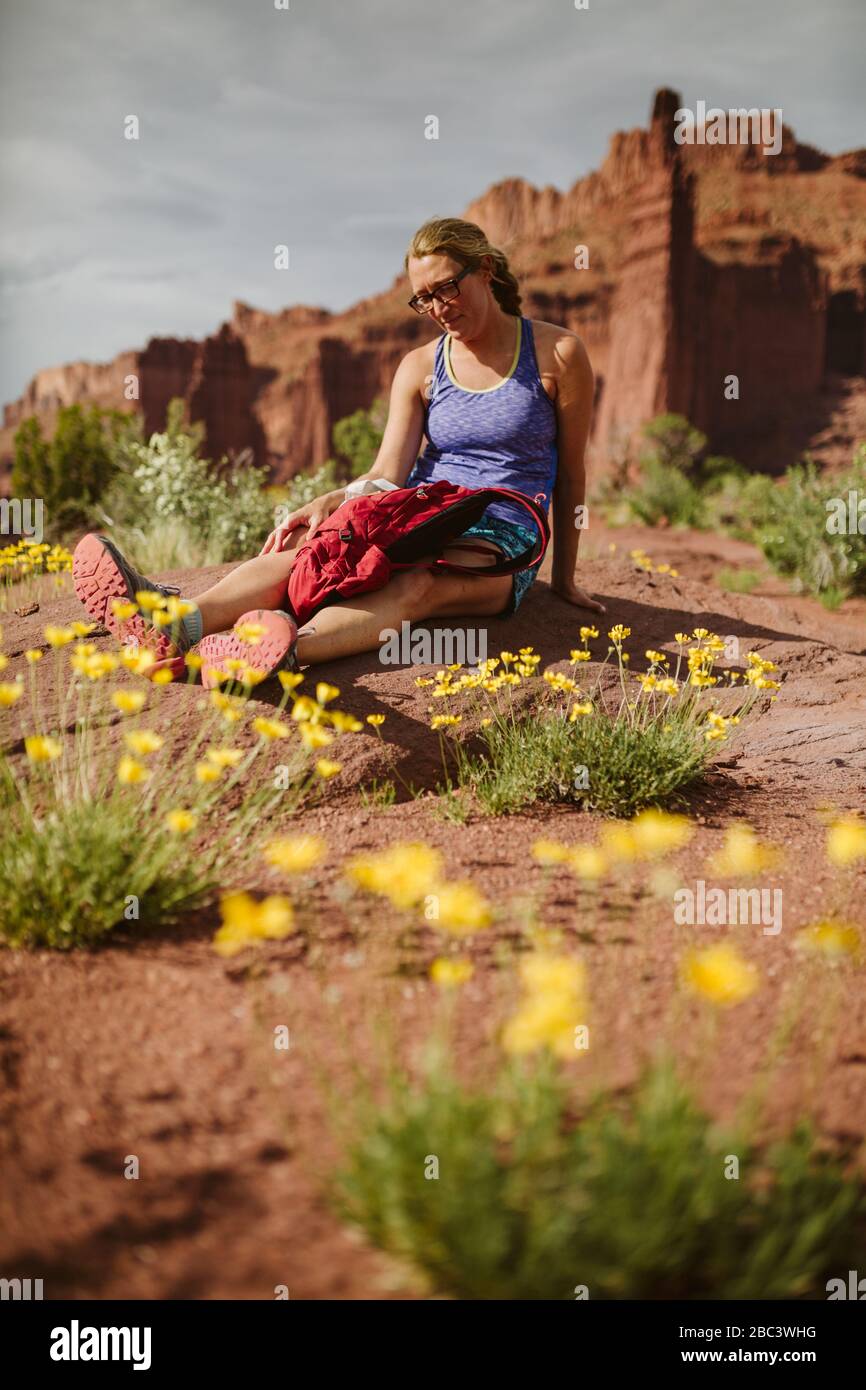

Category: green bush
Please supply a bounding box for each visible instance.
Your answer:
[96,399,274,568]
[467,709,709,818]
[750,450,866,604]
[614,415,747,529]
[12,405,135,536]
[332,397,386,480]
[332,1058,865,1299]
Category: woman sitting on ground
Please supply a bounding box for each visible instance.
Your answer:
[73,216,604,683]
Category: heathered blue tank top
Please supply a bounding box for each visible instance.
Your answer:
[406,315,558,531]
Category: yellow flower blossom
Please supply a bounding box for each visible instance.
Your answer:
[316,682,340,705]
[0,681,24,706]
[277,670,304,692]
[195,762,222,783]
[24,649,43,664]
[298,722,334,749]
[44,625,76,647]
[252,716,290,740]
[117,754,149,785]
[345,842,443,909]
[432,881,492,935]
[680,944,759,1008]
[707,825,781,877]
[111,598,139,621]
[826,816,866,867]
[531,840,571,865]
[24,734,63,762]
[166,808,198,835]
[123,729,164,756]
[502,955,588,1060]
[430,957,474,988]
[205,747,244,768]
[794,920,860,961]
[366,713,386,726]
[567,845,608,880]
[263,835,326,873]
[315,758,342,778]
[213,892,295,957]
[111,689,147,715]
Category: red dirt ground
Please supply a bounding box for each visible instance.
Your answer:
[1,526,864,1299]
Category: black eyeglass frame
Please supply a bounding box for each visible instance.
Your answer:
[407,264,475,315]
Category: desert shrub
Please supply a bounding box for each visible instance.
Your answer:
[749,449,866,604]
[716,567,763,594]
[431,628,777,818]
[12,405,135,537]
[332,1057,865,1300]
[610,415,749,529]
[0,611,353,948]
[96,399,274,568]
[332,397,387,479]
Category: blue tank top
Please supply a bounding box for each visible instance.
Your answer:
[406,315,558,531]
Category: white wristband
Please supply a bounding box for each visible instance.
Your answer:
[343,476,400,500]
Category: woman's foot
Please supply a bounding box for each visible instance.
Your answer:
[72,533,197,677]
[198,610,299,690]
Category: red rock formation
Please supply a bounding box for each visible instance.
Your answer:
[3,89,864,480]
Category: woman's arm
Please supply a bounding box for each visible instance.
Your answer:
[549,332,606,614]
[261,347,429,553]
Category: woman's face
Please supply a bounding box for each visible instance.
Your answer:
[407,253,492,337]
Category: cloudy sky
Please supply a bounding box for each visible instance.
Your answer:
[0,0,862,407]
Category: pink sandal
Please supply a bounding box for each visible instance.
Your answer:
[198,609,299,690]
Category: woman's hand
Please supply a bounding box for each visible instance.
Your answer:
[260,490,345,555]
[551,578,606,613]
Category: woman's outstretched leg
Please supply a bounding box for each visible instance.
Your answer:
[194,545,301,637]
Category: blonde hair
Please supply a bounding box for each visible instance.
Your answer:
[404,217,522,316]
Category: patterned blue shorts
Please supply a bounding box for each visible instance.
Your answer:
[460,516,544,615]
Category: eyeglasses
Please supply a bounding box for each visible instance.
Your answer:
[408,265,474,315]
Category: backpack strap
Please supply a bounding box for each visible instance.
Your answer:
[429,487,550,576]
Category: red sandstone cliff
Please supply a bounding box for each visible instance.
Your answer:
[3,88,865,479]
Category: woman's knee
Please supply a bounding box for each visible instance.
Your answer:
[390,566,438,614]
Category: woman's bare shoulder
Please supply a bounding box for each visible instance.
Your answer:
[526,319,591,402]
[394,335,441,403]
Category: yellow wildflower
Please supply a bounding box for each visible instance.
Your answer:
[707,825,781,876]
[432,881,492,935]
[264,835,326,873]
[430,957,474,988]
[277,670,304,692]
[315,759,342,777]
[213,892,295,957]
[794,920,860,961]
[827,816,866,867]
[24,734,63,762]
[123,729,164,756]
[346,842,443,910]
[253,716,290,740]
[205,747,244,768]
[44,625,75,647]
[111,689,147,715]
[680,944,759,1008]
[166,808,198,835]
[117,755,149,785]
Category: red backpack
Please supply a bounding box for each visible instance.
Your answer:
[285,480,550,627]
